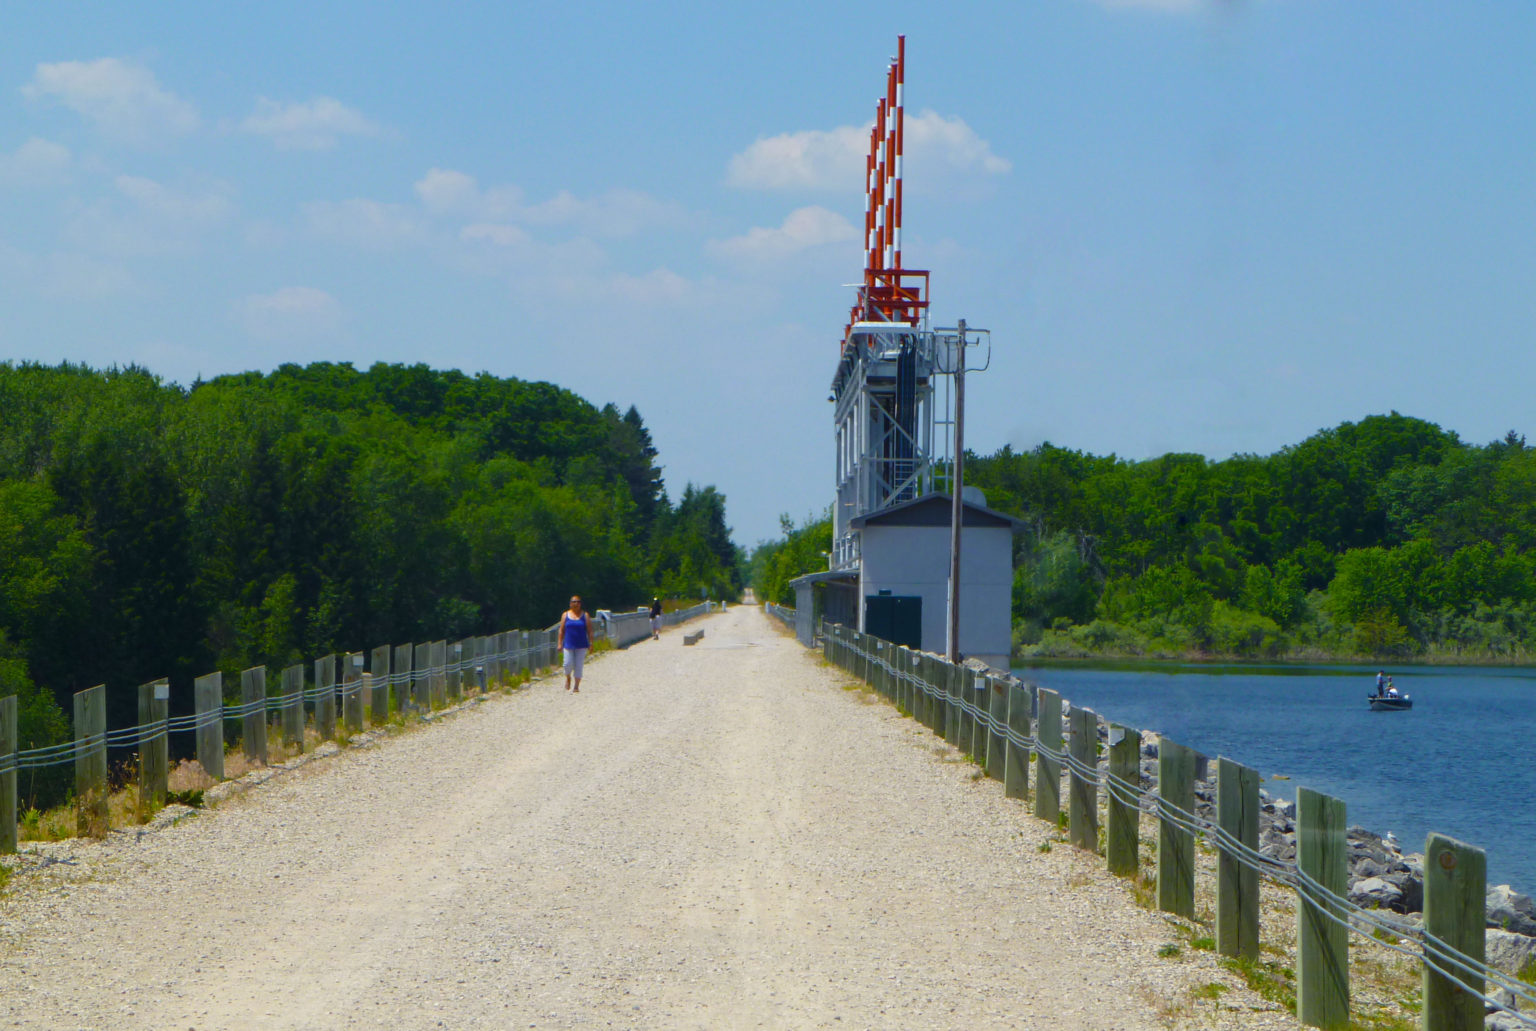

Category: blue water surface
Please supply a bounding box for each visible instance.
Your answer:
[1013,662,1536,897]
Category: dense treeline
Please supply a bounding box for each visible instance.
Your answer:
[748,413,1536,662]
[0,361,742,768]
[966,413,1536,660]
[747,512,833,607]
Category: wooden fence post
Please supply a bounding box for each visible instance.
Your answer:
[240,666,268,764]
[280,664,304,749]
[970,673,990,763]
[1296,786,1349,1030]
[1068,705,1099,852]
[370,646,391,723]
[985,676,1007,780]
[137,679,168,819]
[1034,688,1062,826]
[448,640,464,701]
[315,654,337,740]
[341,652,363,735]
[1,696,17,854]
[430,641,447,708]
[74,685,108,839]
[939,661,957,747]
[1004,682,1031,800]
[1422,833,1486,1031]
[1217,756,1260,961]
[1157,737,1196,918]
[413,643,431,709]
[194,672,223,780]
[1106,724,1140,876]
[394,644,413,711]
[956,665,976,756]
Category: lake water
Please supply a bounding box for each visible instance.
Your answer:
[1012,661,1536,897]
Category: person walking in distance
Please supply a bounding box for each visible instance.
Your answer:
[559,595,592,692]
[649,597,663,641]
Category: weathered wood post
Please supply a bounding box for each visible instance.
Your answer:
[1,695,17,854]
[240,666,268,764]
[1217,756,1261,961]
[956,665,976,755]
[910,649,928,726]
[970,672,989,762]
[342,652,363,735]
[74,685,108,839]
[137,678,168,819]
[370,646,391,724]
[315,654,337,741]
[430,641,448,708]
[412,643,430,710]
[1034,688,1062,825]
[1067,705,1099,852]
[1004,682,1031,800]
[1296,786,1348,1029]
[1106,724,1141,876]
[985,676,1007,780]
[942,661,961,747]
[280,664,304,749]
[393,644,413,711]
[1422,833,1486,1031]
[1157,737,1196,918]
[194,672,224,780]
[448,640,463,701]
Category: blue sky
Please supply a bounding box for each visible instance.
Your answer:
[4,2,1534,545]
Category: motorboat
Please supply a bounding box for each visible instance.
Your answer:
[1368,694,1412,711]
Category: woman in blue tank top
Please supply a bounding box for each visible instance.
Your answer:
[558,595,592,692]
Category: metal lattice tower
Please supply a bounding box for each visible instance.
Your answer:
[831,37,949,572]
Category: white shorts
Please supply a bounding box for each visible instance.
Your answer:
[563,647,587,678]
[650,616,661,634]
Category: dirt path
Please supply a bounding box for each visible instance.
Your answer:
[0,607,1291,1030]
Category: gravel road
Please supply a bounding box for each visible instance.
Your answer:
[0,607,1293,1030]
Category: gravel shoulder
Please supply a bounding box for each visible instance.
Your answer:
[0,607,1295,1030]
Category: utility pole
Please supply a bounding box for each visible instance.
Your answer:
[947,318,967,662]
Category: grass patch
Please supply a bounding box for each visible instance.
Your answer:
[1038,841,1052,853]
[1190,935,1216,951]
[1157,943,1182,959]
[1189,981,1228,1001]
[1520,956,1536,985]
[1220,954,1296,1013]
[1129,872,1156,910]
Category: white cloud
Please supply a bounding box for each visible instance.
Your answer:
[460,222,533,248]
[0,138,71,186]
[23,58,198,144]
[727,109,1009,191]
[238,286,344,340]
[240,96,384,150]
[66,175,234,256]
[727,125,867,191]
[413,169,679,237]
[305,198,426,249]
[708,206,859,262]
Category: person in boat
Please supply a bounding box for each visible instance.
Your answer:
[1375,671,1386,697]
[1386,678,1400,699]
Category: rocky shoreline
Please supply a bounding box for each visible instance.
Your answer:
[1132,729,1536,1027]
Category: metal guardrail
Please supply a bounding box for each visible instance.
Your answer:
[0,603,718,852]
[819,619,1533,1031]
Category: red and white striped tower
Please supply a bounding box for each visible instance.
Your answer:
[844,35,927,353]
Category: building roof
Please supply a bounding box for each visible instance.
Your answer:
[848,492,1025,532]
[786,569,859,589]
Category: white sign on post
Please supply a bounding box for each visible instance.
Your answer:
[153,682,170,701]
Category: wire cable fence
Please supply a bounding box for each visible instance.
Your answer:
[0,603,717,853]
[819,620,1534,1031]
